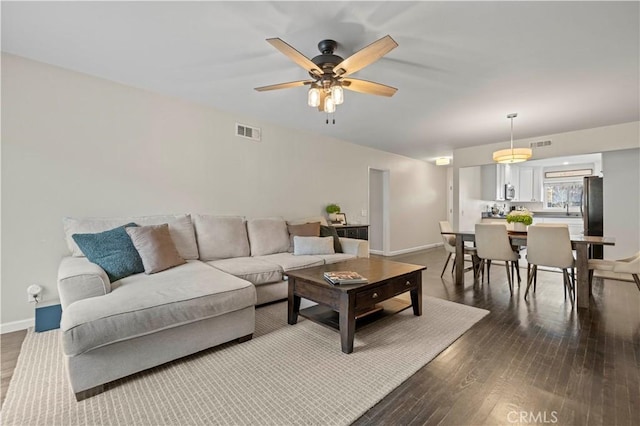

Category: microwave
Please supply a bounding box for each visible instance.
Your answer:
[505,184,515,200]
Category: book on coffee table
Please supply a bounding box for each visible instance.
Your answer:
[323,271,368,285]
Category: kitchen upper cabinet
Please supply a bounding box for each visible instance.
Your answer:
[519,167,534,201]
[505,165,519,200]
[515,166,543,202]
[481,164,506,201]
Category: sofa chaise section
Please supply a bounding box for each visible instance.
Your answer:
[59,258,255,399]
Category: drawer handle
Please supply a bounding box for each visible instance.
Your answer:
[405,280,411,286]
[372,292,379,299]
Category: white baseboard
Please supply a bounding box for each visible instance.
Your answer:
[370,242,443,257]
[1,318,34,334]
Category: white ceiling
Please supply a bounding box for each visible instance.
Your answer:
[2,1,638,162]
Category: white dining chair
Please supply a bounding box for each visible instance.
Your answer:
[474,224,520,295]
[525,224,576,304]
[588,251,640,293]
[439,221,478,278]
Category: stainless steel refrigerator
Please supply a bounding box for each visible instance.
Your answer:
[583,176,604,259]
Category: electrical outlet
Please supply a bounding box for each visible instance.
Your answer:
[361,209,368,217]
[27,284,42,303]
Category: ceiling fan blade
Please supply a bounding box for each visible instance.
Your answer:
[341,78,397,97]
[267,38,323,76]
[333,35,398,78]
[254,80,313,92]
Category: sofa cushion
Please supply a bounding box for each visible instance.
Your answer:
[60,260,256,356]
[247,218,290,256]
[256,253,324,272]
[126,224,186,274]
[207,257,283,286]
[320,225,343,253]
[64,214,199,260]
[313,253,357,264]
[71,223,144,282]
[194,215,250,260]
[293,236,335,256]
[287,222,321,252]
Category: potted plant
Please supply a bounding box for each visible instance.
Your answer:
[325,203,341,222]
[506,209,534,232]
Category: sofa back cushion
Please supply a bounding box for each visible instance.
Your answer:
[193,215,250,260]
[247,217,290,256]
[63,214,199,259]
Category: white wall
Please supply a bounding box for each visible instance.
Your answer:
[458,166,493,230]
[1,54,447,328]
[368,169,384,252]
[602,148,640,259]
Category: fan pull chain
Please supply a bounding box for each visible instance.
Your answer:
[325,112,336,125]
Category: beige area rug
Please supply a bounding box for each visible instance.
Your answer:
[1,297,488,426]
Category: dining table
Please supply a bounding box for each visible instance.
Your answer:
[441,229,616,309]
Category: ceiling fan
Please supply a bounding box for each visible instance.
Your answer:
[255,35,398,117]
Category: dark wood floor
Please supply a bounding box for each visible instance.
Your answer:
[1,248,639,424]
[355,249,640,425]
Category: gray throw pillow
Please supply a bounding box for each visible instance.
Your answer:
[126,224,186,274]
[293,236,335,256]
[72,223,144,282]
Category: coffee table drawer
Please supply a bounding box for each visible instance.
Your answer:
[391,274,417,295]
[355,286,392,308]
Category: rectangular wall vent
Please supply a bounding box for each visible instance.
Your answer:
[530,140,552,148]
[236,123,261,141]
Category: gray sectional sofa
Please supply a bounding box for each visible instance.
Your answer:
[57,214,368,400]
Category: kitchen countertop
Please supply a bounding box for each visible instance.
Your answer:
[531,211,582,218]
[481,212,583,219]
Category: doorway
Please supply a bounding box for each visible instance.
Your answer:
[368,168,389,255]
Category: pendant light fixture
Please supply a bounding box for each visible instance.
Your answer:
[492,113,532,164]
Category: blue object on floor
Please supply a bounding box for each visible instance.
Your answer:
[35,304,62,332]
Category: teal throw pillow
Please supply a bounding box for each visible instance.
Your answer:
[72,223,145,282]
[320,225,343,253]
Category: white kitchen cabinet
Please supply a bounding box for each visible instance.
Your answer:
[519,167,534,201]
[515,166,543,202]
[532,167,543,202]
[481,164,506,201]
[505,164,519,200]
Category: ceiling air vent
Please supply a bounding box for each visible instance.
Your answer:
[236,123,261,142]
[530,140,552,148]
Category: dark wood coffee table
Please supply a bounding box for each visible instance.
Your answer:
[286,257,426,353]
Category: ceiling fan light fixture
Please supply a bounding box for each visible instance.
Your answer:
[331,84,344,105]
[493,113,532,164]
[307,86,320,107]
[324,96,336,113]
[256,35,398,121]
